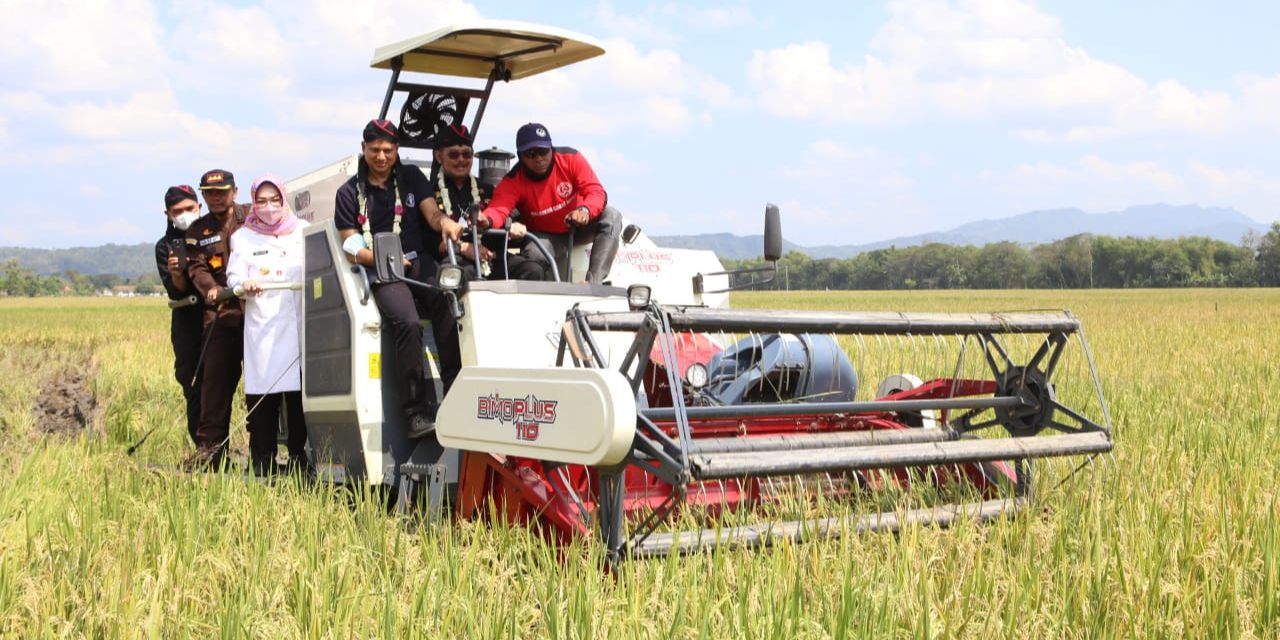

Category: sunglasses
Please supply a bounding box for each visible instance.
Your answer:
[521,147,551,159]
[444,149,473,160]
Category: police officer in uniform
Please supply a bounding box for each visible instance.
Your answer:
[183,169,248,469]
[155,185,204,445]
[334,119,465,438]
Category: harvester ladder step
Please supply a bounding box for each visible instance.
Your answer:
[692,431,1111,480]
[631,497,1027,558]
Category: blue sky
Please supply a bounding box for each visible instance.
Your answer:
[3,0,1279,248]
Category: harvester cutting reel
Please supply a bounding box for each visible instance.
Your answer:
[948,331,1108,438]
[564,304,1114,561]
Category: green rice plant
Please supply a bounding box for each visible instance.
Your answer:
[0,290,1277,638]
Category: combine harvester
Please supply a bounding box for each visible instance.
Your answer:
[288,21,1114,561]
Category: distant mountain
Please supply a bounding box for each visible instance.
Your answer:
[3,204,1267,274]
[647,233,805,260]
[0,243,155,277]
[657,204,1268,259]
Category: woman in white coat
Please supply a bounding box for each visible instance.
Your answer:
[226,175,309,475]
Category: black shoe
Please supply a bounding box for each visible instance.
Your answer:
[181,444,227,473]
[250,456,282,477]
[407,413,436,439]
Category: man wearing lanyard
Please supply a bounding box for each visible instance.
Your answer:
[423,124,547,281]
[333,119,465,438]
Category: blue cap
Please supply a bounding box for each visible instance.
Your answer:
[516,122,553,153]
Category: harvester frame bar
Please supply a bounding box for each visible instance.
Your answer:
[687,427,953,455]
[692,431,1111,480]
[629,497,1029,559]
[642,395,1026,422]
[581,308,1081,335]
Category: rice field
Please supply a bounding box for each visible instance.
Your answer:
[0,290,1276,638]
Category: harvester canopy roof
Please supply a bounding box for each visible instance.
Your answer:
[370,20,605,80]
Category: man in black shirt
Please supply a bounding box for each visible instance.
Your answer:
[155,185,204,445]
[423,124,547,281]
[334,119,465,438]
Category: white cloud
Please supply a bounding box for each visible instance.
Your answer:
[1190,162,1280,204]
[970,154,1257,217]
[1079,155,1180,190]
[995,155,1182,192]
[747,0,1243,139]
[594,1,766,44]
[488,35,738,136]
[288,97,384,129]
[782,140,912,186]
[576,146,647,180]
[770,140,935,242]
[0,202,147,245]
[0,0,169,93]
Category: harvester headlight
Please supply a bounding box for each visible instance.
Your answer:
[627,284,652,310]
[685,362,708,389]
[438,265,464,290]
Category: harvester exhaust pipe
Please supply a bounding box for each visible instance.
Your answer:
[476,147,514,192]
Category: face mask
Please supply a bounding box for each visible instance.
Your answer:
[255,203,285,225]
[172,212,199,231]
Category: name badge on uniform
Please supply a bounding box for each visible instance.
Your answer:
[253,249,268,256]
[198,234,222,247]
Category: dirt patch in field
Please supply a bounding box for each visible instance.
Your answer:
[31,364,101,436]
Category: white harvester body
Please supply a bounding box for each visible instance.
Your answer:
[286,20,1111,561]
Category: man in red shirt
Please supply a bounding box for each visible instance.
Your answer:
[480,123,622,284]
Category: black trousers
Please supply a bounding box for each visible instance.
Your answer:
[457,248,548,282]
[170,308,203,445]
[523,205,623,283]
[244,390,306,463]
[194,319,243,450]
[371,264,461,419]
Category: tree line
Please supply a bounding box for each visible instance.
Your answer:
[0,259,161,297]
[3,224,1279,296]
[724,223,1280,290]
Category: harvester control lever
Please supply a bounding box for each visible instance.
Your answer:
[465,204,484,277]
[167,294,199,309]
[212,282,303,303]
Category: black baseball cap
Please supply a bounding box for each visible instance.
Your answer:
[164,185,198,208]
[516,123,553,153]
[199,169,235,190]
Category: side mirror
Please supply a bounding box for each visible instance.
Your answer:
[763,204,782,262]
[372,232,405,283]
[621,224,642,245]
[691,203,783,295]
